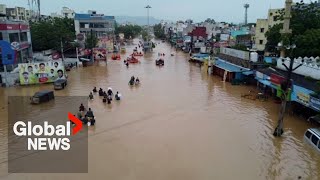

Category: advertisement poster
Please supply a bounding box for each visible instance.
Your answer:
[310,96,320,111]
[19,61,66,85]
[297,92,310,106]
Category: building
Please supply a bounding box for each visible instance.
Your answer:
[61,7,75,19]
[254,8,282,52]
[0,20,33,64]
[236,34,253,48]
[4,6,32,21]
[0,4,6,17]
[74,11,115,38]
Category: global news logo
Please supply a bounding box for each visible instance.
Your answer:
[12,113,83,151]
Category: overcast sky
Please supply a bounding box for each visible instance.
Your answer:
[3,0,302,23]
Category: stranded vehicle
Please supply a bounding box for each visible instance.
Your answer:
[304,128,320,152]
[30,90,55,104]
[54,79,67,90]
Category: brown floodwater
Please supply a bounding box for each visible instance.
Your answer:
[0,40,319,179]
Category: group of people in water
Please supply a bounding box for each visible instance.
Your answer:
[129,76,140,86]
[75,104,96,126]
[91,87,121,104]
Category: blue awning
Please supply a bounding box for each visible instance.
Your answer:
[256,78,278,89]
[242,71,254,76]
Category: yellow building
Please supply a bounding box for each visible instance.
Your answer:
[254,9,283,52]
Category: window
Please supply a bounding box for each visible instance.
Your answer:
[311,135,319,146]
[305,131,312,139]
[318,141,320,149]
[80,23,86,28]
[9,33,19,43]
[260,28,264,33]
[259,40,263,45]
[0,32,2,40]
[270,13,273,16]
[273,16,277,21]
[20,32,28,42]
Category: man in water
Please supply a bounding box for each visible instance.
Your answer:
[89,92,94,100]
[136,77,140,84]
[107,88,113,97]
[115,92,121,101]
[86,108,94,118]
[79,104,85,112]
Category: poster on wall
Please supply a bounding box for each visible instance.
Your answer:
[310,96,320,111]
[18,61,66,85]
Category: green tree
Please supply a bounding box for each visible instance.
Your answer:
[265,24,283,52]
[30,17,75,51]
[265,1,320,57]
[153,23,165,39]
[115,24,142,39]
[85,32,98,49]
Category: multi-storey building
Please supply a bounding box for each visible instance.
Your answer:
[74,11,115,38]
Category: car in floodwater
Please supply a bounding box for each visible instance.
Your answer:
[304,128,320,152]
[54,79,67,90]
[31,90,55,104]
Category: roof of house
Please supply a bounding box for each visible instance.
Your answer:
[215,59,251,73]
[257,67,319,92]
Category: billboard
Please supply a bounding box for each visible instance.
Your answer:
[220,47,250,60]
[18,61,66,85]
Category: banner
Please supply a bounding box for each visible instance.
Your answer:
[93,48,107,60]
[310,96,320,111]
[297,92,310,106]
[220,47,250,60]
[19,61,66,85]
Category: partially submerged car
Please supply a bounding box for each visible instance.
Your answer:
[31,90,54,104]
[54,79,67,90]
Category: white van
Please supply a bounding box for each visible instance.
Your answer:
[304,128,320,152]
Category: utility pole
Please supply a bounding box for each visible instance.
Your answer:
[60,37,64,62]
[273,0,299,137]
[90,29,94,61]
[145,5,152,49]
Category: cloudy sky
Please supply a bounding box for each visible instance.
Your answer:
[3,0,302,23]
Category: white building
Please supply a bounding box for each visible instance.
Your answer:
[61,7,75,19]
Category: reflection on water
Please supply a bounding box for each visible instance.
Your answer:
[0,39,319,179]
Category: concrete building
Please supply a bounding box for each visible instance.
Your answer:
[0,4,6,17]
[61,7,75,19]
[254,8,282,51]
[74,11,115,38]
[0,20,33,63]
[4,6,32,21]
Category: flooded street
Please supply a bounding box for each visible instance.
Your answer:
[0,40,319,179]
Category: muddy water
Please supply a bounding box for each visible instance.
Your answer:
[0,40,319,179]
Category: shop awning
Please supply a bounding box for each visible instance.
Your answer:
[242,71,254,76]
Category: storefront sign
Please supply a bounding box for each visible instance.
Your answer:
[310,96,320,111]
[270,73,285,85]
[297,92,310,106]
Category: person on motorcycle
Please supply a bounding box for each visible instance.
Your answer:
[86,108,94,118]
[99,88,104,96]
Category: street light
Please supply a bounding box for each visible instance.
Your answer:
[273,42,304,137]
[145,5,152,43]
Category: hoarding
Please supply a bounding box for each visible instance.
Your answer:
[310,96,320,111]
[270,73,285,86]
[220,47,250,60]
[18,61,66,85]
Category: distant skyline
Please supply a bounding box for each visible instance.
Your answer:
[2,0,302,23]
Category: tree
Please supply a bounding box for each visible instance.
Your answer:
[85,32,98,49]
[265,1,320,57]
[265,24,283,52]
[153,23,165,39]
[204,18,215,24]
[30,17,75,51]
[141,29,150,41]
[115,24,142,39]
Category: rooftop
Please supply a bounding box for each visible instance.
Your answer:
[256,67,319,92]
[215,59,251,73]
[74,13,115,20]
